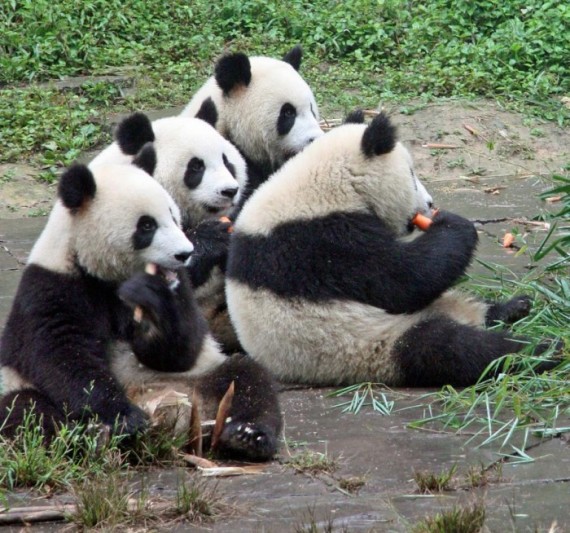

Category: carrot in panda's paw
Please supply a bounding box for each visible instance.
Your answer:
[412,209,439,231]
[219,215,234,233]
[134,263,158,322]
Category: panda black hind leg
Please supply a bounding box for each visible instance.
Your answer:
[197,353,282,461]
[0,389,66,442]
[392,316,561,387]
[485,295,533,326]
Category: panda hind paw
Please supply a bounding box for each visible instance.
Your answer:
[217,421,278,462]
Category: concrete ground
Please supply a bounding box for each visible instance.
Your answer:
[0,100,569,531]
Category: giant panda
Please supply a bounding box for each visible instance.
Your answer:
[0,154,281,461]
[225,112,562,387]
[90,106,247,351]
[181,45,324,209]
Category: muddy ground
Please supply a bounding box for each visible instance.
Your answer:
[0,99,569,531]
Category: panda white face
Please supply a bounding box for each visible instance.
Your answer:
[225,56,323,170]
[153,117,246,221]
[30,163,193,281]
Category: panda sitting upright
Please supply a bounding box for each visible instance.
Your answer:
[0,153,281,461]
[226,112,562,387]
[181,45,324,210]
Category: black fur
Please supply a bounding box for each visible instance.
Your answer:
[392,316,560,387]
[0,265,152,434]
[361,112,397,157]
[184,157,205,189]
[222,154,236,178]
[215,52,252,95]
[195,97,218,128]
[277,103,297,136]
[132,142,157,176]
[228,210,478,314]
[344,109,365,124]
[132,215,158,251]
[115,112,155,156]
[196,353,282,461]
[282,45,303,71]
[58,164,97,209]
[185,219,232,288]
[485,295,532,326]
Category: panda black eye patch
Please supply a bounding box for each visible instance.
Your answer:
[277,103,297,136]
[133,215,158,250]
[222,154,236,178]
[184,157,205,189]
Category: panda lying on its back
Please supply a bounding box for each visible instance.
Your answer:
[91,106,247,351]
[226,112,562,387]
[0,153,281,461]
[181,45,323,210]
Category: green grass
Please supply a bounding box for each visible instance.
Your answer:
[1,0,569,180]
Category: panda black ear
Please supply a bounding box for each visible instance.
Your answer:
[116,112,155,156]
[132,142,157,176]
[58,164,97,210]
[344,109,365,124]
[282,45,302,71]
[215,52,252,96]
[195,97,218,128]
[361,112,397,158]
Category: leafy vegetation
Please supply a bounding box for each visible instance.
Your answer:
[1,0,568,180]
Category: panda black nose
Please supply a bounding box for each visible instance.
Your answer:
[220,187,238,199]
[175,251,192,263]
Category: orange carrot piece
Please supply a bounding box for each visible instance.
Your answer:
[219,215,234,233]
[503,233,515,248]
[412,212,433,231]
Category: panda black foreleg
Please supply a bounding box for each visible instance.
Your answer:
[392,316,560,387]
[197,353,282,461]
[485,295,532,326]
[185,219,232,288]
[119,273,208,372]
[0,389,65,442]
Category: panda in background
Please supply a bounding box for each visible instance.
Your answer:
[181,45,323,210]
[90,104,247,351]
[226,111,562,387]
[0,153,281,461]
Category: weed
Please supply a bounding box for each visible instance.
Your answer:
[464,462,503,488]
[413,464,457,494]
[412,502,486,533]
[70,470,139,529]
[174,473,225,522]
[294,505,350,533]
[286,448,339,476]
[0,408,126,492]
[337,475,366,494]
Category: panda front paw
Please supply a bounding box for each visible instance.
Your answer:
[119,273,177,326]
[217,420,278,462]
[112,404,149,439]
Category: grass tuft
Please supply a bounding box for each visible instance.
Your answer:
[412,502,486,533]
[413,464,457,494]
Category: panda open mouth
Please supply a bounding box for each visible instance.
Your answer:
[145,263,180,290]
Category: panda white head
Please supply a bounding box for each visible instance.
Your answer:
[91,108,246,230]
[29,151,193,282]
[183,46,323,174]
[318,111,434,235]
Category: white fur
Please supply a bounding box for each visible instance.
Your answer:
[182,56,323,169]
[91,117,247,228]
